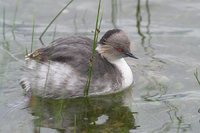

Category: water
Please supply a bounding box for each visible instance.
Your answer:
[0,0,200,132]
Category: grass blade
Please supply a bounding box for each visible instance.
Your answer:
[12,0,20,40]
[136,0,145,43]
[52,25,57,42]
[39,0,74,45]
[3,7,6,41]
[194,69,200,86]
[31,16,35,53]
[0,46,23,63]
[84,0,103,97]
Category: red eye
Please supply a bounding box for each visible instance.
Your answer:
[116,48,124,53]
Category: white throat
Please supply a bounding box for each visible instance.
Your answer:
[96,45,133,88]
[109,58,133,88]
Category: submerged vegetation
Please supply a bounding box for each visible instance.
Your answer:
[31,92,136,133]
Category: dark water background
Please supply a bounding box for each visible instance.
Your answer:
[0,0,200,132]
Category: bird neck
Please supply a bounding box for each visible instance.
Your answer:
[108,58,133,88]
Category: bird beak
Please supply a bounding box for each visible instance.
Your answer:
[125,52,138,59]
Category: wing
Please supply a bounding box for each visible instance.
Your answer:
[27,36,94,74]
[26,36,122,90]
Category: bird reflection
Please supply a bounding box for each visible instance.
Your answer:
[29,92,137,133]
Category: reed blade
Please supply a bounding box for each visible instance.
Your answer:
[194,69,200,86]
[12,0,20,40]
[3,7,6,41]
[39,0,74,45]
[84,0,103,97]
[31,16,35,53]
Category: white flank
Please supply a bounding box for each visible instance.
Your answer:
[27,60,77,91]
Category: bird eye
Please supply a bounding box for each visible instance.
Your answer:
[116,48,124,53]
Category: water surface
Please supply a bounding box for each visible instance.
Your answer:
[0,0,200,132]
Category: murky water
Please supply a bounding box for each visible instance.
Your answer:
[0,0,200,132]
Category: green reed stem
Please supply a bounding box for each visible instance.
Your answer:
[44,61,51,97]
[3,7,6,41]
[39,0,74,45]
[52,25,57,42]
[0,46,23,63]
[31,16,35,53]
[111,0,118,28]
[12,0,20,40]
[84,0,103,97]
[25,47,28,55]
[194,69,200,86]
[2,8,10,51]
[136,0,145,43]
